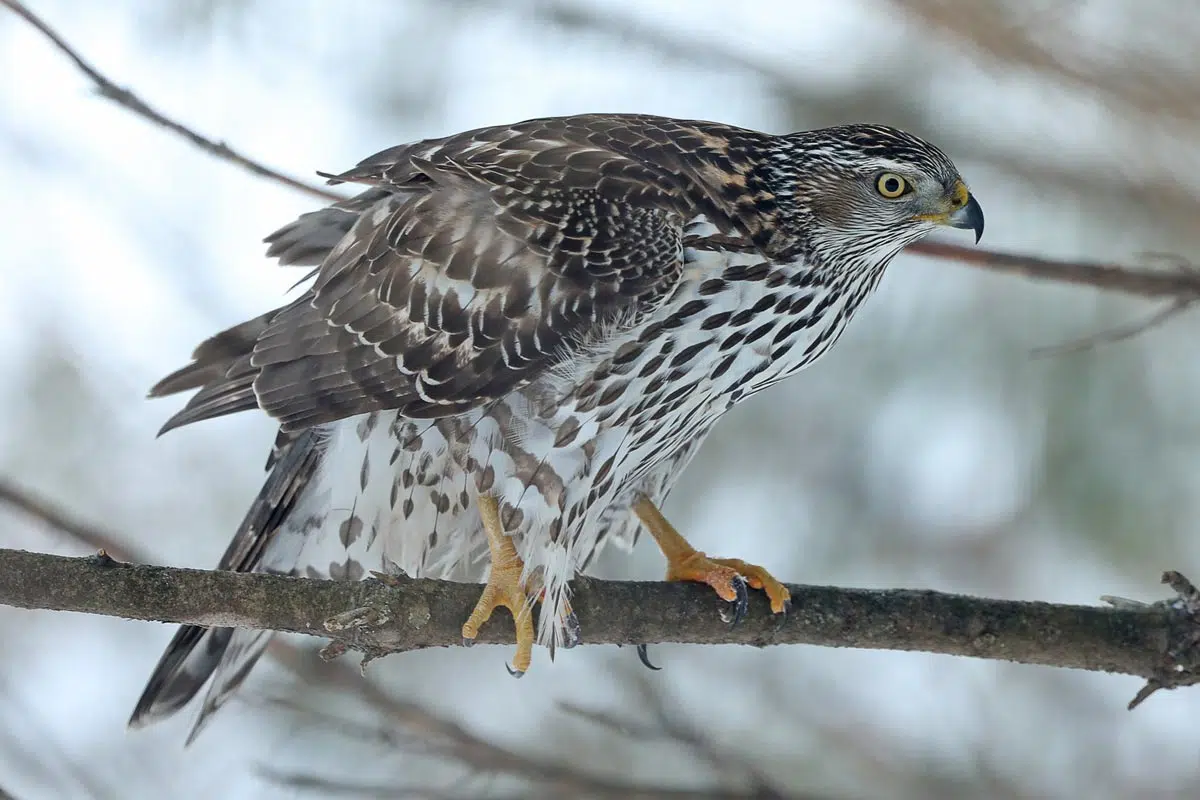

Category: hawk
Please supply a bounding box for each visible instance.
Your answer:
[127,113,983,741]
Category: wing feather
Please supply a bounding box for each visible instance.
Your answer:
[154,113,780,435]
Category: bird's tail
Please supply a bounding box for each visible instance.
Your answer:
[127,428,322,742]
[130,188,381,739]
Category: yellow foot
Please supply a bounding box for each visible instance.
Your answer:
[666,552,791,622]
[461,494,535,675]
[633,494,791,624]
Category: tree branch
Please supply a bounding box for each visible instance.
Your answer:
[907,241,1200,299]
[2,547,1198,705]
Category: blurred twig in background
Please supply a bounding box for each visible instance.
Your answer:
[0,0,344,204]
[888,0,1200,127]
[0,478,137,560]
[258,678,807,799]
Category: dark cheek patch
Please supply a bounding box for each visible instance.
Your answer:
[810,187,867,229]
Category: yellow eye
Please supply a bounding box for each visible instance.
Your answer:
[875,172,909,199]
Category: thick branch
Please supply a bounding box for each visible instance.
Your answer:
[0,547,1194,685]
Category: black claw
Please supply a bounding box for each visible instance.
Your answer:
[771,599,792,635]
[562,610,582,649]
[505,663,525,678]
[462,636,475,648]
[636,644,662,671]
[729,577,749,627]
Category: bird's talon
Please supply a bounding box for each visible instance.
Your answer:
[729,577,749,627]
[505,663,525,678]
[633,495,791,623]
[636,643,663,671]
[562,609,582,649]
[708,556,791,615]
[463,495,538,674]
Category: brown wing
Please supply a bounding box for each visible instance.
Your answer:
[157,115,763,433]
[157,114,779,434]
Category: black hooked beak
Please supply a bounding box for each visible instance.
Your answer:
[949,192,985,244]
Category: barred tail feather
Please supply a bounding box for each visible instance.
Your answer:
[127,626,232,729]
[127,429,322,742]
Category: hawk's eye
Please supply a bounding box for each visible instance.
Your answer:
[875,173,909,199]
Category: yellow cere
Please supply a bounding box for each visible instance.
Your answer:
[951,180,969,209]
[914,180,970,223]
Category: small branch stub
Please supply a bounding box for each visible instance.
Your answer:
[1125,571,1200,709]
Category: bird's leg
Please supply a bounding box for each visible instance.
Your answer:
[461,494,536,675]
[632,493,791,623]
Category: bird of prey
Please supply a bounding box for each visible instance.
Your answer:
[127,113,983,741]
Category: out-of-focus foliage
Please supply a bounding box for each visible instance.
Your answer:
[3,1,1200,797]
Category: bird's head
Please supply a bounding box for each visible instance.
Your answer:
[768,124,983,270]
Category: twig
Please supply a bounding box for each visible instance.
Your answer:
[0,478,138,561]
[1109,571,1200,710]
[0,0,344,203]
[1026,254,1200,356]
[559,692,782,797]
[258,674,808,800]
[888,0,1200,128]
[1029,296,1198,358]
[907,240,1200,299]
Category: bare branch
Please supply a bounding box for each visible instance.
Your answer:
[1,547,1197,701]
[0,0,344,203]
[908,240,1200,299]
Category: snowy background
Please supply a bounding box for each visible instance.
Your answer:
[4,1,1200,797]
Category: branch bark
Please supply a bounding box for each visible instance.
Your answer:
[2,547,1197,695]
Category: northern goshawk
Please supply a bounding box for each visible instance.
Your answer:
[127,113,983,741]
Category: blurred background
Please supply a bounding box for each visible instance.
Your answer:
[3,0,1200,797]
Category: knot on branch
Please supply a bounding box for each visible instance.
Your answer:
[1118,571,1200,709]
